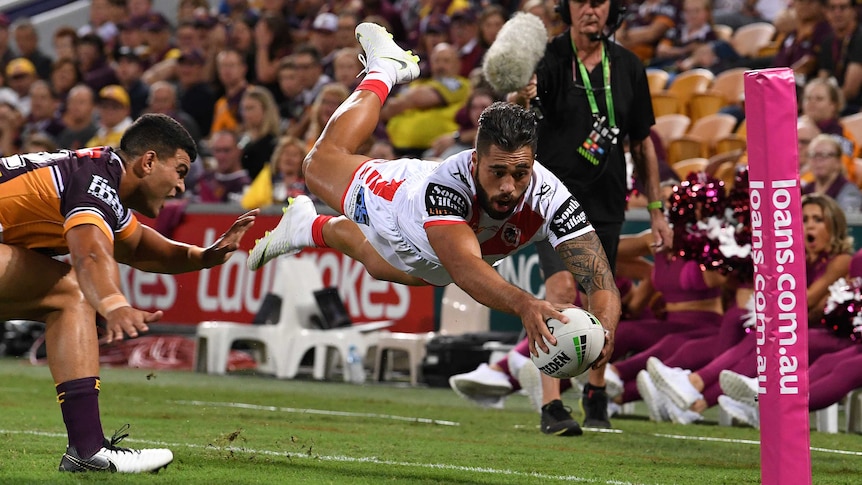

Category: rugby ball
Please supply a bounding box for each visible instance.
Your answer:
[532,307,606,379]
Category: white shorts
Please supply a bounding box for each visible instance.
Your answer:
[340,158,451,286]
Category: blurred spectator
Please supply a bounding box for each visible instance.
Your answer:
[22,131,58,153]
[293,45,332,110]
[802,133,862,213]
[6,58,36,117]
[771,0,831,84]
[419,0,472,19]
[128,0,154,19]
[174,20,203,55]
[141,12,179,71]
[49,58,81,104]
[289,82,350,151]
[816,0,862,115]
[11,19,52,80]
[334,11,361,49]
[416,14,451,78]
[146,80,203,143]
[227,12,257,84]
[799,115,823,184]
[652,0,717,70]
[367,138,396,159]
[426,86,497,159]
[116,16,148,54]
[714,0,764,29]
[0,15,15,75]
[211,48,249,133]
[114,46,150,119]
[801,77,860,183]
[308,13,340,75]
[178,0,211,23]
[76,33,119,92]
[254,12,295,86]
[194,129,251,203]
[332,47,363,90]
[177,49,217,138]
[238,85,280,179]
[276,57,305,129]
[21,80,64,143]
[0,98,23,155]
[51,27,78,63]
[77,0,119,48]
[358,0,407,44]
[56,84,98,149]
[449,9,484,78]
[383,43,471,157]
[86,84,133,148]
[241,134,310,209]
[478,5,508,50]
[617,0,678,64]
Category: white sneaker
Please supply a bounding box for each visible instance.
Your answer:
[636,370,669,422]
[647,357,703,410]
[719,370,759,406]
[718,395,760,428]
[59,438,173,473]
[449,363,513,407]
[604,367,624,400]
[665,399,703,425]
[517,360,543,413]
[247,196,317,271]
[355,23,420,85]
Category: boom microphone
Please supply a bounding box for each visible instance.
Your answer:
[482,12,548,119]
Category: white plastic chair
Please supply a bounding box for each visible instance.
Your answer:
[372,284,491,386]
[194,256,391,381]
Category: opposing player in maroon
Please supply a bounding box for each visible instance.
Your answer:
[0,113,258,473]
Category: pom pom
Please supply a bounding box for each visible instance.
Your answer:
[821,277,862,343]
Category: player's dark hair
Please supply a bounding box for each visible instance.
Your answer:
[475,102,538,156]
[120,113,198,163]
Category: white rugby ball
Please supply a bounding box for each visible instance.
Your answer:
[532,307,605,379]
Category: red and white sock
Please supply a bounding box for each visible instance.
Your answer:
[310,215,334,248]
[357,66,396,104]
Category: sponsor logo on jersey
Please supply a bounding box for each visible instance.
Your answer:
[501,223,521,247]
[2,155,26,170]
[425,183,468,218]
[87,175,124,219]
[451,170,470,186]
[535,182,553,200]
[550,196,588,237]
[353,189,369,225]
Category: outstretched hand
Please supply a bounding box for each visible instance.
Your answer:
[201,209,259,268]
[102,306,163,343]
[521,300,572,357]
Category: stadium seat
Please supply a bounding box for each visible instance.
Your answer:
[667,113,738,163]
[671,157,709,179]
[647,69,670,95]
[713,24,733,42]
[653,114,691,149]
[194,256,391,381]
[666,69,715,117]
[730,22,776,58]
[372,284,490,386]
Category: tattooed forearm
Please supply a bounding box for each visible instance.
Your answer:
[555,233,619,297]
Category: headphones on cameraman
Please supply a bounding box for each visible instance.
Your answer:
[556,0,626,39]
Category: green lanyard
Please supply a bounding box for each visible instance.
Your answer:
[571,39,615,128]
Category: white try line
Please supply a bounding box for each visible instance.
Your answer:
[0,428,644,484]
[171,399,461,426]
[654,433,862,456]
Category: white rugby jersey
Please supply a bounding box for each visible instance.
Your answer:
[346,149,595,285]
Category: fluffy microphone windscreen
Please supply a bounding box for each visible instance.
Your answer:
[482,13,548,94]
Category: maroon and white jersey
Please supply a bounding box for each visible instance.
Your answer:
[342,149,594,285]
[0,147,139,255]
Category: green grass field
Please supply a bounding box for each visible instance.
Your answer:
[1,357,860,484]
